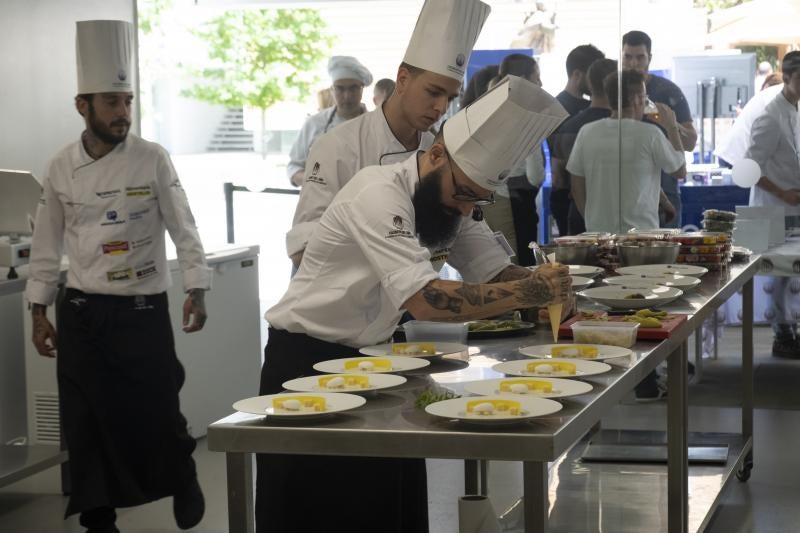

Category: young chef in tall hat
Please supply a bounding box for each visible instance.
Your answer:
[286,0,491,270]
[25,20,211,533]
[286,56,373,187]
[257,75,570,533]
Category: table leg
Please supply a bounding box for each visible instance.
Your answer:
[667,341,689,533]
[226,452,254,533]
[479,459,489,496]
[464,460,479,494]
[712,308,719,360]
[739,278,754,480]
[523,461,548,533]
[694,326,703,383]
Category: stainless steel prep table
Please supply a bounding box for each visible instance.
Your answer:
[208,258,759,533]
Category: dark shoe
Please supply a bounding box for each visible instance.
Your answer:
[634,374,667,403]
[80,507,118,533]
[174,477,205,530]
[86,528,120,533]
[772,337,799,358]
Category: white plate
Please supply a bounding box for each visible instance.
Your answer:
[425,395,563,425]
[282,373,407,394]
[463,377,593,399]
[313,356,431,374]
[492,358,612,378]
[605,274,701,291]
[527,264,604,277]
[571,275,594,291]
[578,285,684,309]
[616,264,709,277]
[519,343,633,361]
[359,342,469,358]
[233,392,366,418]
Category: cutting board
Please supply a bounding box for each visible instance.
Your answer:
[558,313,688,340]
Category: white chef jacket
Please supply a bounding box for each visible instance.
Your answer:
[715,84,782,165]
[285,105,361,182]
[25,134,212,305]
[745,91,800,213]
[285,106,435,257]
[267,153,511,348]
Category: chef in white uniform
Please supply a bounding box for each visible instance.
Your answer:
[715,83,783,167]
[286,0,491,268]
[745,52,800,357]
[257,75,570,533]
[25,20,210,533]
[286,56,372,186]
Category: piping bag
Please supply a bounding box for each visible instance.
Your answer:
[547,261,562,343]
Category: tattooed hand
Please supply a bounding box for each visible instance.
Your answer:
[182,289,208,333]
[31,303,57,357]
[513,263,571,308]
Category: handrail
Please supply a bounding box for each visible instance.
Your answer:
[224,182,299,243]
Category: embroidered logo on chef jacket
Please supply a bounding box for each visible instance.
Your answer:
[106,267,134,282]
[129,207,151,221]
[125,185,151,197]
[429,248,450,265]
[96,189,121,199]
[102,240,130,255]
[456,53,466,67]
[305,162,326,185]
[131,236,153,250]
[386,216,413,239]
[101,210,126,226]
[118,69,127,82]
[135,260,158,280]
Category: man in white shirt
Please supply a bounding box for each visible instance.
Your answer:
[286,56,372,187]
[568,69,686,234]
[286,0,491,269]
[745,51,800,357]
[715,83,783,168]
[258,75,570,533]
[26,21,210,533]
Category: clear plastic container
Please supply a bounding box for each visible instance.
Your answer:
[404,320,468,344]
[570,321,639,348]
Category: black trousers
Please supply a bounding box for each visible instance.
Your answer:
[256,328,429,533]
[57,289,196,518]
[507,175,540,266]
[567,199,586,236]
[550,188,571,237]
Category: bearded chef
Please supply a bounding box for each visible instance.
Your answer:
[286,0,491,270]
[256,75,570,533]
[25,20,210,533]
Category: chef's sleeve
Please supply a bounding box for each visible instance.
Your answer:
[447,217,511,283]
[286,118,313,182]
[745,114,779,177]
[285,134,353,257]
[155,148,212,292]
[25,172,65,306]
[332,182,439,311]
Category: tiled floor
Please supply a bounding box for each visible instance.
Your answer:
[2,326,799,533]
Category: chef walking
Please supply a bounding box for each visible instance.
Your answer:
[286,0,491,269]
[286,56,372,187]
[25,20,211,533]
[257,75,570,532]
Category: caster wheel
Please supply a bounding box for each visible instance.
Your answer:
[736,457,753,482]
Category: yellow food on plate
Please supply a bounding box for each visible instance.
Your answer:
[344,358,392,371]
[273,396,326,412]
[499,379,553,394]
[392,342,436,355]
[526,361,577,374]
[466,399,521,416]
[318,375,370,389]
[551,345,599,359]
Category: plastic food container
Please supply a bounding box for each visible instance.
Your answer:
[677,253,727,264]
[702,220,736,233]
[403,320,468,344]
[680,244,726,255]
[703,209,737,222]
[669,232,731,245]
[570,320,640,348]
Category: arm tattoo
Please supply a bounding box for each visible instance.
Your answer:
[455,284,482,305]
[514,275,554,307]
[489,264,532,283]
[422,285,463,313]
[484,286,514,304]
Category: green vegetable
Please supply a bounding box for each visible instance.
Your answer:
[415,387,460,409]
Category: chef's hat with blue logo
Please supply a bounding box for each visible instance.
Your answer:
[402,0,491,81]
[443,75,569,190]
[76,20,134,94]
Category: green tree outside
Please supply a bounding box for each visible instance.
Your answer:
[183,9,333,156]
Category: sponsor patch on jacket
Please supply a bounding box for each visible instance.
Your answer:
[126,185,151,197]
[430,248,450,264]
[102,240,130,255]
[305,162,326,185]
[135,261,158,280]
[131,236,153,250]
[129,207,151,221]
[101,210,126,226]
[385,215,413,239]
[96,189,121,199]
[106,268,133,282]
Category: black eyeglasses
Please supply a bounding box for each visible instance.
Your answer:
[444,152,495,206]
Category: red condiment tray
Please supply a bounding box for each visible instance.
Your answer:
[558,313,689,340]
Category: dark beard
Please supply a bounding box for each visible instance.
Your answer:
[413,169,462,249]
[88,102,130,145]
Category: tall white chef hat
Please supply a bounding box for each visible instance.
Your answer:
[328,56,373,86]
[76,20,134,94]
[402,0,491,81]
[443,75,569,190]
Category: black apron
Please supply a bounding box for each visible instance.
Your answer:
[256,328,429,533]
[57,289,196,517]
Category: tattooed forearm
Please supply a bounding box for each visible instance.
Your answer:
[489,264,532,283]
[422,285,463,313]
[455,283,515,306]
[514,274,554,307]
[31,303,47,316]
[455,284,482,305]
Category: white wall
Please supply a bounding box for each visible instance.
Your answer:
[0,0,137,179]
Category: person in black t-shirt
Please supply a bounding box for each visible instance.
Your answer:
[622,30,697,230]
[549,44,605,236]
